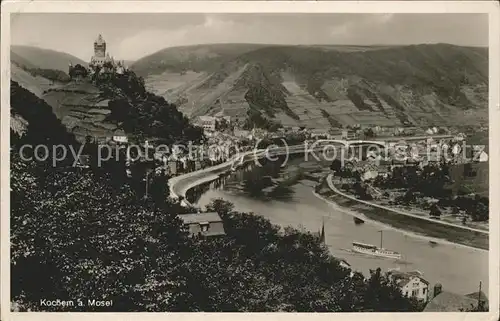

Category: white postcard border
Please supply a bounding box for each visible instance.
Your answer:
[1,1,499,321]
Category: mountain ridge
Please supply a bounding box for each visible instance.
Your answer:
[11,45,87,72]
[133,43,488,129]
[10,43,489,132]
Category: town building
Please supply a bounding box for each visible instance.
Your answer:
[112,135,128,144]
[394,127,405,136]
[472,146,489,162]
[338,259,355,277]
[177,212,226,238]
[194,116,217,132]
[75,155,91,169]
[195,160,202,171]
[68,63,88,81]
[362,170,379,181]
[454,133,466,142]
[342,130,356,140]
[338,259,351,270]
[424,284,488,312]
[309,129,328,139]
[167,160,178,175]
[389,270,430,302]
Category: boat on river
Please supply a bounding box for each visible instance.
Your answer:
[352,231,402,259]
[353,217,365,225]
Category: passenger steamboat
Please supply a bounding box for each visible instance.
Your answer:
[352,231,402,259]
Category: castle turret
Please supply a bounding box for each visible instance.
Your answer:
[433,283,442,299]
[90,34,111,68]
[94,34,106,58]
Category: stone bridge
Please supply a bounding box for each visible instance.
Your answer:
[169,139,386,206]
[168,135,454,207]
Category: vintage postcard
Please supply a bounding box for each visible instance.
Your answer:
[1,1,499,320]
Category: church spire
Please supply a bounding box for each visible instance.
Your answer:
[319,218,325,244]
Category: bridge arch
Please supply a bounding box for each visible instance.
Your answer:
[346,140,386,148]
[312,139,349,147]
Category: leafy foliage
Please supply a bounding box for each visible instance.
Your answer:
[10,80,78,161]
[28,68,71,82]
[11,153,189,311]
[243,108,282,132]
[373,163,489,222]
[102,70,204,144]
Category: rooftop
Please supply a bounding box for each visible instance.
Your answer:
[465,291,489,307]
[424,291,481,312]
[390,271,429,287]
[95,34,105,45]
[177,212,223,224]
[196,115,216,122]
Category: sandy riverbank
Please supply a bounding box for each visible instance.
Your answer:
[313,191,487,253]
[318,174,488,251]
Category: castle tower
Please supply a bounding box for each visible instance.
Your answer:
[94,34,106,58]
[90,34,113,68]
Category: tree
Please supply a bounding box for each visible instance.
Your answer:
[362,268,422,312]
[330,159,342,173]
[364,128,375,138]
[100,70,203,145]
[11,153,189,311]
[429,204,442,217]
[401,189,416,205]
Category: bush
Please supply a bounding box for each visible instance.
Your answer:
[429,204,442,217]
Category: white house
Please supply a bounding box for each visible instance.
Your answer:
[362,170,379,181]
[455,133,466,141]
[112,135,128,144]
[195,116,217,131]
[451,144,462,156]
[390,271,430,302]
[478,151,488,162]
[473,146,489,162]
[177,212,226,237]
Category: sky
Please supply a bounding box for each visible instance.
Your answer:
[11,13,488,61]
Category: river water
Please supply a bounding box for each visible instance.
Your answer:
[191,154,489,296]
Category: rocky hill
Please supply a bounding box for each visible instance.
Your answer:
[133,43,488,129]
[10,80,77,147]
[10,63,56,98]
[11,59,203,144]
[10,59,120,142]
[41,81,122,142]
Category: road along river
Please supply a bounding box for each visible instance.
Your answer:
[171,149,489,296]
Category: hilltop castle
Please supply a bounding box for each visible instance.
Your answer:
[69,34,128,80]
[90,34,111,67]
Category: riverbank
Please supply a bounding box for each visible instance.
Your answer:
[196,182,488,296]
[170,148,489,251]
[169,150,265,203]
[176,153,488,294]
[318,174,488,251]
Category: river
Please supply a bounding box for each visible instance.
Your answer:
[190,155,489,297]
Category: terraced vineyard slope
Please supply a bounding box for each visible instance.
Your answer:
[133,43,488,129]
